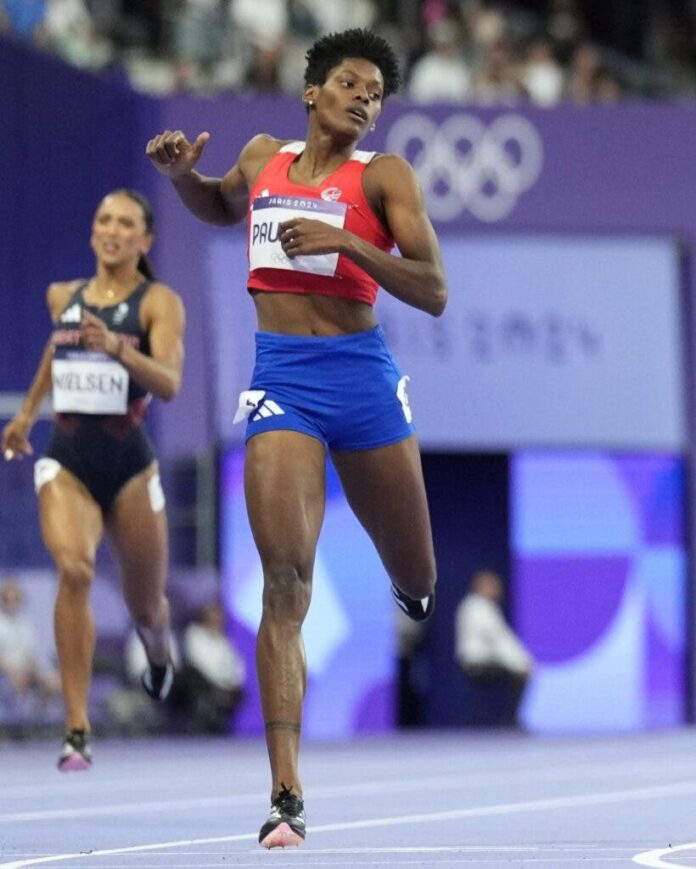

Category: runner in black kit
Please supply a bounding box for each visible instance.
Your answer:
[1,190,185,771]
[147,29,447,848]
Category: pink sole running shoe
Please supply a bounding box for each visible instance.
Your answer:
[57,730,92,772]
[260,822,305,849]
[258,784,306,849]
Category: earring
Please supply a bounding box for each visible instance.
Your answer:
[370,123,376,131]
[307,99,314,107]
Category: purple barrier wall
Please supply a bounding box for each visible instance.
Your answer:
[1,36,157,394]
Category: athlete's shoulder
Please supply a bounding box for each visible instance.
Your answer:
[366,152,414,176]
[237,134,297,189]
[46,280,83,321]
[363,153,420,196]
[142,282,186,323]
[144,280,183,307]
[241,134,290,163]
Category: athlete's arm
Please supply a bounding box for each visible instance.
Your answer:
[278,155,447,317]
[146,131,280,227]
[0,283,73,459]
[83,285,186,402]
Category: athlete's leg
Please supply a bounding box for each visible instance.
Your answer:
[106,461,171,668]
[38,470,103,733]
[245,430,326,799]
[331,434,436,600]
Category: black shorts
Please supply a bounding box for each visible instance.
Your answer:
[41,418,155,514]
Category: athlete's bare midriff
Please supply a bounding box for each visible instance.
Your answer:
[251,290,378,336]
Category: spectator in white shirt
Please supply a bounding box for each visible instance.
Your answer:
[521,37,564,107]
[454,570,533,727]
[408,18,472,104]
[178,600,246,734]
[0,579,61,708]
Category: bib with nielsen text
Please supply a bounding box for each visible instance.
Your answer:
[52,349,129,414]
[249,195,347,277]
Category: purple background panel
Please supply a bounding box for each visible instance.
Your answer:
[645,610,686,729]
[614,457,687,547]
[516,556,631,664]
[512,453,687,732]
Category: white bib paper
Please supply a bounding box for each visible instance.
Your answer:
[249,195,347,277]
[52,351,129,414]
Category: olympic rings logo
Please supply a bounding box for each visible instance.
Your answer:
[385,113,544,223]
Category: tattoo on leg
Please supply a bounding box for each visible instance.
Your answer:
[265,720,301,734]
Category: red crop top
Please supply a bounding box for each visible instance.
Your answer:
[247,142,394,306]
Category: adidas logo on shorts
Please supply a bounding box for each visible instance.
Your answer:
[233,390,285,425]
[251,400,285,422]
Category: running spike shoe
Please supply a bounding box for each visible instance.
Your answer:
[258,784,306,849]
[141,658,174,701]
[57,729,92,772]
[391,583,435,622]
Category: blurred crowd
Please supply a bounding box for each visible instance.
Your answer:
[3,0,696,102]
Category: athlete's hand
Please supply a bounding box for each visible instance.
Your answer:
[279,218,349,258]
[1,413,34,461]
[82,311,120,356]
[146,129,210,178]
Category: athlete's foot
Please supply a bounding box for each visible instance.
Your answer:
[141,658,174,701]
[57,729,92,772]
[258,784,306,849]
[391,583,435,622]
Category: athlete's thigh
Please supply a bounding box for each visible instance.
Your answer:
[330,435,435,580]
[37,467,104,565]
[245,430,327,570]
[106,461,168,603]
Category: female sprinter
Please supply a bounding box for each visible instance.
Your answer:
[146,28,447,847]
[2,190,185,770]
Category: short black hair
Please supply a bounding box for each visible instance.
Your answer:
[304,28,401,98]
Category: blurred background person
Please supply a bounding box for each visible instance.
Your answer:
[229,0,288,91]
[470,33,527,105]
[172,0,231,92]
[408,17,472,104]
[174,600,246,735]
[455,569,533,728]
[520,36,564,106]
[565,41,603,102]
[0,578,61,724]
[42,0,114,70]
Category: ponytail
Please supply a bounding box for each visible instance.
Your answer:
[137,253,157,282]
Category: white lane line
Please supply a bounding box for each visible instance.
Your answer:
[7,758,696,826]
[7,752,696,814]
[0,833,257,869]
[633,842,696,867]
[24,849,626,869]
[0,851,642,869]
[0,795,257,824]
[3,780,696,869]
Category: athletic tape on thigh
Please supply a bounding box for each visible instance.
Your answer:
[147,472,166,513]
[34,457,62,494]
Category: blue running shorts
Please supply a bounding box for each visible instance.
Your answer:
[235,326,416,450]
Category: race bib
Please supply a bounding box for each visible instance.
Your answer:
[52,350,129,414]
[249,195,347,277]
